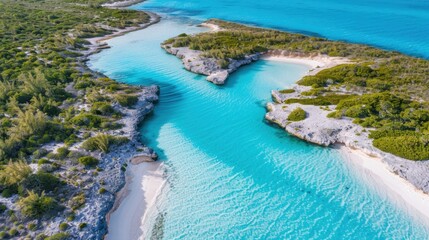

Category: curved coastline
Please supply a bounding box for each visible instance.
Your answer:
[93,11,429,239]
[77,8,165,239]
[262,54,429,225]
[161,21,429,229]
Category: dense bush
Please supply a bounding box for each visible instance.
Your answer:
[18,191,57,218]
[45,232,70,240]
[91,102,115,116]
[70,113,104,128]
[373,136,429,160]
[78,156,99,168]
[287,108,307,121]
[115,94,138,107]
[0,161,32,186]
[279,89,295,94]
[285,94,352,106]
[19,172,61,194]
[81,134,129,153]
[297,64,377,87]
[59,222,69,231]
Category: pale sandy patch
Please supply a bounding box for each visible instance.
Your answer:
[340,146,429,226]
[105,161,166,240]
[262,55,350,75]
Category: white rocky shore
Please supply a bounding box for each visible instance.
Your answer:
[43,86,159,240]
[265,85,429,194]
[161,44,261,85]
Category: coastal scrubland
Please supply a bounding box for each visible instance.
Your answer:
[164,19,429,161]
[0,0,152,239]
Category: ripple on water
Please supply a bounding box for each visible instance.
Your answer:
[89,19,429,239]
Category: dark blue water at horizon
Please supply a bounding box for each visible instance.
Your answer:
[131,0,429,59]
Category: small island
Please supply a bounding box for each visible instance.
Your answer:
[162,19,429,194]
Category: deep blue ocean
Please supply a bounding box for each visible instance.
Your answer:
[132,0,429,59]
[89,1,429,239]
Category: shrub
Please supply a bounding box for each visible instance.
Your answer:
[70,193,86,211]
[91,102,115,116]
[45,233,70,240]
[115,94,138,107]
[78,156,99,168]
[78,223,87,230]
[217,59,229,69]
[59,222,69,231]
[38,158,51,165]
[1,188,16,198]
[33,148,48,158]
[373,135,429,160]
[0,161,32,186]
[19,172,61,194]
[18,191,57,218]
[369,129,420,139]
[327,111,342,119]
[70,113,104,128]
[287,108,307,121]
[0,203,6,213]
[81,134,129,153]
[344,105,371,118]
[285,94,352,106]
[8,228,17,237]
[279,89,295,94]
[98,188,106,194]
[28,223,37,231]
[56,147,70,159]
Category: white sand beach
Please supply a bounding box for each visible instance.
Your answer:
[200,22,221,32]
[264,54,429,227]
[105,161,166,240]
[340,146,429,225]
[262,55,350,75]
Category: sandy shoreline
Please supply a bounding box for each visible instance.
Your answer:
[85,11,160,57]
[263,54,429,228]
[340,146,429,226]
[105,161,166,240]
[261,55,350,75]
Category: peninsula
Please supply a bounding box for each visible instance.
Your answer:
[162,19,429,198]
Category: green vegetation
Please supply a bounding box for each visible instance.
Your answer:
[285,94,353,106]
[279,89,295,94]
[18,191,57,218]
[115,94,139,107]
[287,108,307,121]
[59,222,69,231]
[78,222,87,230]
[0,161,32,185]
[0,0,152,237]
[373,136,429,160]
[78,156,99,168]
[166,19,429,160]
[81,134,129,152]
[20,172,61,194]
[45,232,70,240]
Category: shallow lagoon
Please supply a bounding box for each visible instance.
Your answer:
[89,18,429,239]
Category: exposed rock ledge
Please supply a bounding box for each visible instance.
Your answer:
[38,86,160,240]
[265,86,429,194]
[162,44,261,84]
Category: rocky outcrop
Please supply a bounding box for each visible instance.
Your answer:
[162,44,261,84]
[266,87,429,194]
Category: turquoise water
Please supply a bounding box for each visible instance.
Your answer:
[88,19,429,239]
[132,0,429,59]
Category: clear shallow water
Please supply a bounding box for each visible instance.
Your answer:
[131,0,429,59]
[89,19,429,239]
